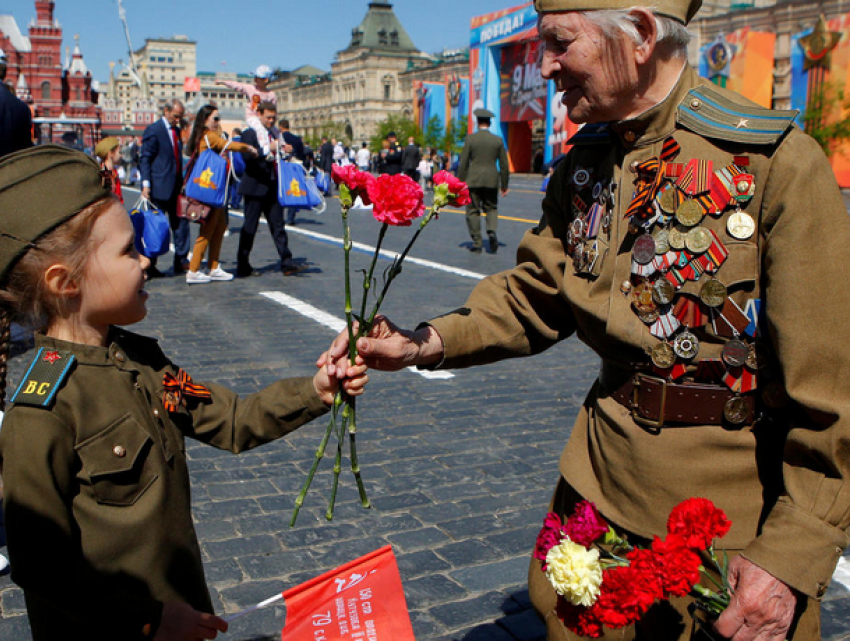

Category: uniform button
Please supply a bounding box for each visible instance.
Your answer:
[629,161,639,172]
[113,445,127,458]
[115,352,126,363]
[153,409,160,418]
[817,582,827,597]
[623,130,636,143]
[690,98,701,110]
[134,382,141,390]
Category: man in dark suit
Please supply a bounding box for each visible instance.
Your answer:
[380,131,403,175]
[0,50,33,157]
[237,102,304,278]
[140,99,188,276]
[457,108,509,254]
[319,136,334,195]
[279,119,305,225]
[401,136,421,180]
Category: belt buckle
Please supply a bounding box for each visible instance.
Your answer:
[631,372,667,429]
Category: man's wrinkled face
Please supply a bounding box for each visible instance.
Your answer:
[538,12,639,123]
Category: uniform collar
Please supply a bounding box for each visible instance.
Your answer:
[607,64,700,150]
[35,327,152,369]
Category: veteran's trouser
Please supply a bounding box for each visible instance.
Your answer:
[528,478,821,641]
[465,187,499,249]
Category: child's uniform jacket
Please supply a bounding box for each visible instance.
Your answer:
[0,328,329,640]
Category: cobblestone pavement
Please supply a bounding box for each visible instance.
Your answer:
[1,176,848,640]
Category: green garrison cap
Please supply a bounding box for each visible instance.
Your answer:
[474,108,495,119]
[0,144,111,283]
[534,0,702,24]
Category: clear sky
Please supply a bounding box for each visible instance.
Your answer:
[1,0,527,83]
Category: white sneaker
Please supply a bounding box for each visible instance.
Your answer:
[0,554,8,573]
[186,270,212,284]
[208,267,234,281]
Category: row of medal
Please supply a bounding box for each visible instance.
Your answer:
[566,167,615,276]
[622,150,762,394]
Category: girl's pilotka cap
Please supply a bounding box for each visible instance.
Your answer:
[0,144,112,283]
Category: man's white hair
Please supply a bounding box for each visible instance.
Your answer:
[582,8,691,56]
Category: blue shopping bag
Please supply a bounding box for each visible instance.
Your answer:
[129,197,171,257]
[315,168,330,194]
[185,145,228,208]
[278,161,322,210]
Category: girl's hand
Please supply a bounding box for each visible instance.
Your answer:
[313,352,368,406]
[155,602,227,640]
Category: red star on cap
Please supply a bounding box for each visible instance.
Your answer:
[43,351,62,364]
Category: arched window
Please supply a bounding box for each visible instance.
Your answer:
[41,81,51,100]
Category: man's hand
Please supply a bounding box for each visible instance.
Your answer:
[142,186,151,199]
[501,188,510,197]
[154,602,228,640]
[713,556,796,641]
[318,315,444,377]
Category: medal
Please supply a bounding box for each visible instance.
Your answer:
[746,342,768,370]
[572,167,592,188]
[592,181,603,200]
[673,329,699,359]
[685,226,712,254]
[658,186,678,214]
[668,225,687,250]
[733,173,755,203]
[675,199,703,227]
[632,234,656,264]
[652,279,676,306]
[722,338,749,367]
[632,282,659,324]
[699,279,727,308]
[653,228,670,254]
[723,396,750,425]
[726,209,755,240]
[573,244,588,271]
[651,342,677,368]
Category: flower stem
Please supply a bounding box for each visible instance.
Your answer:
[290,392,341,527]
[358,223,388,335]
[347,397,370,508]
[363,208,438,332]
[326,400,349,520]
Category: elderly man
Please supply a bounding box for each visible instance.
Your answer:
[326,0,850,639]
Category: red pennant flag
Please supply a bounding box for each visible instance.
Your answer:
[281,546,416,641]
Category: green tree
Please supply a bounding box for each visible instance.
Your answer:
[369,114,422,150]
[803,82,850,158]
[440,118,468,158]
[423,115,444,151]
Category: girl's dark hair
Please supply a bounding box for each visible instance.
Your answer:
[0,196,114,410]
[187,104,217,156]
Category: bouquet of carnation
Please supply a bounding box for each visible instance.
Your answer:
[290,167,470,526]
[535,498,732,638]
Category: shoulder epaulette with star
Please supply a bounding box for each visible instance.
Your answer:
[568,123,612,145]
[10,347,76,408]
[677,86,798,145]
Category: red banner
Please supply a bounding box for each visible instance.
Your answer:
[281,545,416,641]
[500,40,547,122]
[184,77,201,93]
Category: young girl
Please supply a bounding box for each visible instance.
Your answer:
[0,145,367,641]
[216,65,277,160]
[94,136,123,203]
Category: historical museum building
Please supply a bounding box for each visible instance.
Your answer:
[0,0,101,148]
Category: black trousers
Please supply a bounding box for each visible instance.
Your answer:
[238,191,294,270]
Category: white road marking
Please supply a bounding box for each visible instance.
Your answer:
[260,291,454,380]
[832,555,850,592]
[222,208,486,281]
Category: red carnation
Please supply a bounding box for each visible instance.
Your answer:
[625,547,664,601]
[651,535,702,598]
[557,598,604,639]
[331,165,375,205]
[534,512,564,570]
[563,500,609,548]
[432,170,471,206]
[366,173,425,226]
[667,498,731,550]
[594,566,658,628]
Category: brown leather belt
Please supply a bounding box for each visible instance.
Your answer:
[602,366,755,428]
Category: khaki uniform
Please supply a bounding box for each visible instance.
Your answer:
[0,329,328,641]
[457,128,510,250]
[429,66,850,638]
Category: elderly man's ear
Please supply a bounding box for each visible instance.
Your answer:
[631,8,661,64]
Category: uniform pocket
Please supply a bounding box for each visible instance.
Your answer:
[75,414,158,506]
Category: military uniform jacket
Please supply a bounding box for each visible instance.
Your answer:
[457,129,510,190]
[0,329,328,640]
[428,66,850,600]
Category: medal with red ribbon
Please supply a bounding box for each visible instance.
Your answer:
[162,368,212,413]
